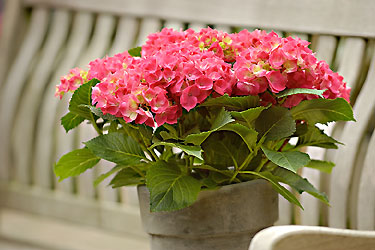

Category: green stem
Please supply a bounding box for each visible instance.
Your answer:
[89,113,102,135]
[148,148,159,161]
[239,151,255,171]
[185,156,190,175]
[255,158,269,172]
[119,119,157,161]
[129,166,145,178]
[229,150,256,184]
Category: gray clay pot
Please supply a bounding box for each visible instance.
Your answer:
[137,179,278,250]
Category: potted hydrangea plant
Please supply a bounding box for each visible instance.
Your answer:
[54,28,354,250]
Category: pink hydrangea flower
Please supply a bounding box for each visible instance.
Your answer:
[57,28,351,128]
[55,68,88,99]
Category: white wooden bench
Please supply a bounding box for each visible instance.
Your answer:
[0,0,374,249]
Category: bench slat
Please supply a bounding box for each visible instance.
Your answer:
[12,10,71,185]
[329,49,375,228]
[0,8,49,182]
[23,0,375,38]
[33,12,94,189]
[357,127,375,230]
[75,14,117,198]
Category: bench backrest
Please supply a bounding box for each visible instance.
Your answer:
[0,0,374,234]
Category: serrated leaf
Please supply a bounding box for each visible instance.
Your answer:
[185,108,234,145]
[128,46,142,57]
[200,94,259,111]
[291,98,355,124]
[61,112,85,132]
[297,125,342,149]
[239,170,302,208]
[110,167,145,188]
[84,132,146,165]
[184,108,234,145]
[261,146,310,173]
[202,131,250,170]
[150,142,203,160]
[160,131,179,140]
[84,105,117,121]
[276,88,326,98]
[230,106,267,128]
[305,160,335,173]
[219,123,258,151]
[94,165,127,187]
[210,107,234,130]
[69,78,100,119]
[54,148,100,181]
[255,106,296,141]
[146,161,201,212]
[273,167,329,205]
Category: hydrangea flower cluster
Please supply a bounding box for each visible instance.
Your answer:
[56,28,350,127]
[55,68,88,99]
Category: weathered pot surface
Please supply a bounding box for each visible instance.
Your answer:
[138,179,278,250]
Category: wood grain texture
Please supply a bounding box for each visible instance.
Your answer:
[23,0,375,37]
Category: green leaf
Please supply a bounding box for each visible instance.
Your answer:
[276,88,326,98]
[193,165,235,188]
[291,98,355,124]
[61,112,85,132]
[184,108,234,145]
[146,161,201,212]
[192,164,233,175]
[239,171,302,208]
[219,123,258,151]
[128,46,142,57]
[202,131,250,170]
[54,148,100,181]
[230,106,267,128]
[160,131,180,140]
[199,94,259,111]
[305,160,335,173]
[108,121,119,133]
[85,105,117,121]
[297,125,342,149]
[69,78,100,120]
[261,146,310,173]
[255,106,296,141]
[94,165,127,187]
[150,141,203,160]
[273,167,329,205]
[178,111,210,138]
[84,132,146,165]
[201,175,219,189]
[110,167,145,188]
[210,107,234,130]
